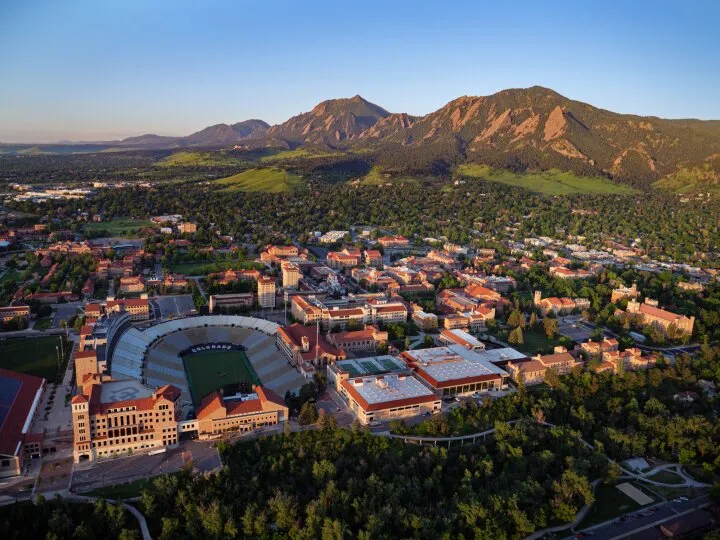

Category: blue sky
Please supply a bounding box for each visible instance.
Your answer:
[1,0,718,142]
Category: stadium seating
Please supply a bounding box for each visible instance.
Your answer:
[109,315,303,407]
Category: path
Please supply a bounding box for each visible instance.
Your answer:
[525,479,601,540]
[66,494,152,540]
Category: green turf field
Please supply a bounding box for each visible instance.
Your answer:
[0,336,69,380]
[455,164,639,195]
[168,260,263,275]
[84,217,154,236]
[215,167,302,193]
[182,348,261,406]
[158,151,244,167]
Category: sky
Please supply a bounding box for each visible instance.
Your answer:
[1,0,719,142]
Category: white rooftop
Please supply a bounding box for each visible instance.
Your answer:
[99,378,153,404]
[405,345,509,383]
[476,347,527,364]
[345,373,436,405]
[441,329,485,349]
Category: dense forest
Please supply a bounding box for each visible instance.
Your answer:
[396,345,720,474]
[137,421,599,539]
[0,497,140,539]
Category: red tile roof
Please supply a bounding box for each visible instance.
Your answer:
[0,368,45,458]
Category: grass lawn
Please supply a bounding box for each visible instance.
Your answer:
[360,166,421,186]
[578,482,649,529]
[259,148,343,163]
[0,269,20,284]
[215,167,302,193]
[653,167,720,195]
[85,218,154,236]
[33,317,53,331]
[168,260,263,275]
[0,336,69,380]
[183,349,261,406]
[646,470,684,485]
[86,477,153,499]
[455,164,639,195]
[158,150,244,167]
[507,327,564,355]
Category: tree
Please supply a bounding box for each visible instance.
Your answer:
[508,326,524,345]
[543,318,558,339]
[529,312,539,328]
[508,309,524,328]
[298,402,318,425]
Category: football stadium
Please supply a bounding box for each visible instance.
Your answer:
[109,315,306,417]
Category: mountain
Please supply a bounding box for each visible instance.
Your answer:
[354,86,720,187]
[109,119,270,148]
[6,88,720,191]
[266,95,390,144]
[183,119,269,145]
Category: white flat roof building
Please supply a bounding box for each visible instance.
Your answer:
[438,329,485,350]
[401,345,511,396]
[339,373,441,425]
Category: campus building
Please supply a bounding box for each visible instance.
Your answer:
[208,293,254,313]
[325,325,388,355]
[626,299,695,335]
[438,328,485,350]
[400,345,510,397]
[281,262,300,289]
[328,357,440,425]
[0,369,45,478]
[74,350,108,387]
[105,297,150,321]
[71,376,181,462]
[506,349,582,386]
[195,386,288,439]
[276,323,345,368]
[0,304,30,323]
[611,282,639,303]
[257,276,276,308]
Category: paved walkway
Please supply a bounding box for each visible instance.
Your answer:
[66,494,151,540]
[525,479,601,540]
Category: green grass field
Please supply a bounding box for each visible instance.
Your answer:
[455,164,639,195]
[577,483,648,529]
[646,470,684,485]
[502,327,564,355]
[215,167,302,193]
[33,317,53,331]
[0,270,20,284]
[168,260,263,275]
[158,151,244,167]
[653,167,720,194]
[0,336,69,379]
[360,166,421,186]
[259,148,343,163]
[84,218,154,236]
[183,349,261,406]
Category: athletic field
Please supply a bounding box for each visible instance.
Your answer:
[182,349,261,406]
[0,336,69,380]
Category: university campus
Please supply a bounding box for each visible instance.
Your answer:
[2,1,720,538]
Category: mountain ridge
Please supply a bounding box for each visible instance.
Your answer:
[5,87,720,190]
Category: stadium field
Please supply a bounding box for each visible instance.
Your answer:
[182,349,261,406]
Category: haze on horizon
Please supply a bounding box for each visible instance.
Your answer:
[1,0,718,143]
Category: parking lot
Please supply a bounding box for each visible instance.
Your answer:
[150,294,196,319]
[52,302,82,329]
[71,440,221,493]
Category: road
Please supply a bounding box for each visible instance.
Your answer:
[71,440,221,493]
[578,320,704,356]
[575,494,711,540]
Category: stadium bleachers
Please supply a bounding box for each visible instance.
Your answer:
[109,315,301,408]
